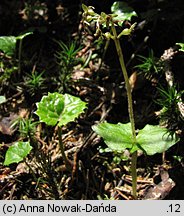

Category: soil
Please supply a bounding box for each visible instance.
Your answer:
[0,0,184,200]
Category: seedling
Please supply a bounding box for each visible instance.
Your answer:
[11,117,38,138]
[0,32,33,74]
[135,50,163,79]
[4,92,87,171]
[156,84,184,131]
[3,117,37,166]
[35,92,87,170]
[55,40,82,92]
[82,2,179,198]
[24,71,45,96]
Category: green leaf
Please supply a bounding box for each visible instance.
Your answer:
[35,92,87,127]
[0,32,33,56]
[92,122,133,151]
[4,141,32,166]
[16,32,33,40]
[0,36,16,56]
[58,93,87,127]
[176,43,184,52]
[93,122,179,156]
[135,125,179,155]
[0,95,6,104]
[111,1,137,24]
[35,92,65,126]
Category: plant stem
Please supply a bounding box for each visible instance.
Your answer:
[131,151,137,198]
[18,39,22,74]
[111,23,137,199]
[58,126,72,171]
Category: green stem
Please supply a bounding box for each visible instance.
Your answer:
[18,39,22,74]
[111,23,137,199]
[58,126,72,171]
[131,151,137,199]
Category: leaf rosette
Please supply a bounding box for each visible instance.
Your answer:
[92,123,179,156]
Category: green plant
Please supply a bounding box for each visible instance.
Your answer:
[156,85,184,130]
[10,114,62,199]
[11,117,38,138]
[16,32,33,74]
[35,92,87,170]
[0,54,18,84]
[0,36,17,56]
[111,1,137,22]
[24,71,45,96]
[82,2,179,199]
[93,123,178,155]
[0,32,33,74]
[176,43,184,52]
[135,50,162,78]
[3,117,37,166]
[55,40,82,92]
[4,141,32,166]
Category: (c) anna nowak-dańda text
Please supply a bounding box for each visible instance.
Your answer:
[18,203,117,213]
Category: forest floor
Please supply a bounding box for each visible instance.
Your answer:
[0,0,184,200]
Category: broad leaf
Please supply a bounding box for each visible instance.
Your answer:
[135,125,179,155]
[0,96,6,104]
[35,92,87,127]
[35,92,65,126]
[58,93,87,127]
[111,1,137,25]
[4,141,32,166]
[0,36,16,56]
[92,122,133,151]
[0,32,32,57]
[93,122,179,156]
